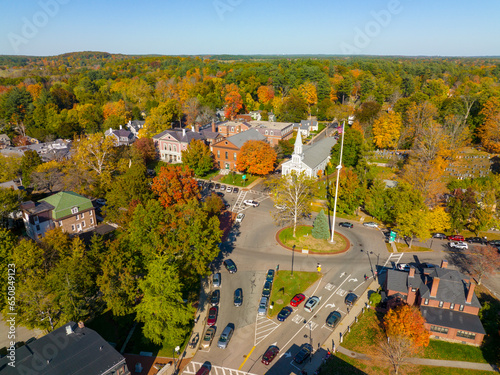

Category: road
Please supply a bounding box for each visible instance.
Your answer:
[187,185,391,374]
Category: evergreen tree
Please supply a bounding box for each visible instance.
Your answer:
[312,209,330,240]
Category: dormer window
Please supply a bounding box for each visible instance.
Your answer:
[71,207,78,214]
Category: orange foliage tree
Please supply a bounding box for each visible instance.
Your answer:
[151,165,200,208]
[103,99,131,127]
[384,304,430,348]
[372,111,402,149]
[478,97,500,153]
[224,84,243,120]
[236,140,276,176]
[257,85,275,105]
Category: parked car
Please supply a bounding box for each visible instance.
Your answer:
[447,234,465,241]
[196,364,211,375]
[277,306,293,322]
[266,269,275,283]
[214,183,220,189]
[208,182,215,189]
[201,327,216,349]
[233,187,239,194]
[326,311,342,328]
[432,233,447,239]
[213,273,221,287]
[210,290,220,306]
[290,293,306,307]
[226,186,232,193]
[234,288,243,307]
[258,297,268,315]
[294,343,313,364]
[275,204,286,210]
[235,213,244,223]
[216,192,224,198]
[220,185,226,191]
[449,241,468,250]
[261,345,279,365]
[262,281,272,298]
[363,222,378,228]
[339,222,353,228]
[223,259,237,274]
[466,237,487,244]
[207,306,218,326]
[217,324,234,349]
[397,263,410,271]
[345,292,358,307]
[243,200,259,207]
[488,239,500,246]
[304,296,320,312]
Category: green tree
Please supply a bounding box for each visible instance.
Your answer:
[332,168,365,215]
[136,257,193,346]
[395,209,431,248]
[266,172,317,237]
[20,150,42,186]
[312,210,329,240]
[364,179,389,221]
[181,139,214,177]
[447,188,476,233]
[279,89,308,122]
[0,228,16,312]
[330,127,363,168]
[0,187,23,227]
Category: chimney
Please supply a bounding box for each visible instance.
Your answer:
[119,125,122,130]
[211,120,216,133]
[65,325,73,335]
[466,282,475,304]
[182,128,186,137]
[78,321,85,329]
[109,127,112,133]
[409,267,415,278]
[430,277,440,297]
[195,124,200,133]
[441,259,448,269]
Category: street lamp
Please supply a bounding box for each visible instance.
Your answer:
[361,249,375,279]
[291,245,295,276]
[330,121,345,243]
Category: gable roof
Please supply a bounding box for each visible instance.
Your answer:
[302,137,337,169]
[0,321,127,375]
[105,129,134,140]
[225,128,266,148]
[421,306,486,334]
[152,129,205,143]
[40,192,94,220]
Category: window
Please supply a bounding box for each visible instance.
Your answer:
[225,151,228,159]
[76,214,80,220]
[36,225,40,231]
[58,220,62,226]
[71,207,78,214]
[72,224,75,231]
[424,298,429,305]
[438,301,444,308]
[430,326,448,334]
[231,127,234,132]
[173,145,177,152]
[459,305,464,311]
[90,218,94,225]
[81,213,84,219]
[411,288,417,292]
[457,331,476,340]
[270,131,274,135]
[265,130,268,135]
[450,303,455,310]
[77,224,81,231]
[217,150,220,158]
[82,221,85,228]
[90,210,93,216]
[33,215,39,224]
[234,152,237,161]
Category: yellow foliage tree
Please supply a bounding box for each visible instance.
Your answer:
[428,206,451,233]
[372,111,402,149]
[139,100,181,138]
[478,97,500,153]
[299,82,317,117]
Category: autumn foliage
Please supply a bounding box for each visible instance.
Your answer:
[384,304,430,348]
[236,140,277,176]
[224,84,243,120]
[478,97,500,153]
[372,111,402,149]
[151,165,200,208]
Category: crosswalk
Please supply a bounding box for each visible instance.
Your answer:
[182,362,257,375]
[254,315,280,346]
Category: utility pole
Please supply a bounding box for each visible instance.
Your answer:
[330,121,345,243]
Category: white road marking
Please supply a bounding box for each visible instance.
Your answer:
[183,362,257,375]
[348,278,358,282]
[254,315,280,346]
[324,283,335,291]
[292,315,304,324]
[337,289,347,297]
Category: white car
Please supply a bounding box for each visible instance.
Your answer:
[363,222,378,228]
[244,200,259,207]
[226,186,233,193]
[275,204,286,210]
[304,296,320,313]
[235,213,244,223]
[397,263,410,271]
[450,241,468,250]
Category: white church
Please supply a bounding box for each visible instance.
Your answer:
[281,131,337,178]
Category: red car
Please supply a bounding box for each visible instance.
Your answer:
[290,293,306,307]
[261,345,280,365]
[447,235,464,241]
[207,306,218,326]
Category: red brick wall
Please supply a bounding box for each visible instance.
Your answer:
[425,323,484,346]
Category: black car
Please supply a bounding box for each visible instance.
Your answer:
[216,192,224,198]
[210,290,220,306]
[432,233,447,239]
[345,292,358,307]
[326,311,342,328]
[266,269,275,283]
[208,182,215,189]
[214,183,221,189]
[488,239,500,246]
[339,222,353,228]
[277,306,293,322]
[294,343,313,364]
[466,237,487,244]
[234,288,243,307]
[233,187,239,194]
[262,281,272,298]
[223,259,237,273]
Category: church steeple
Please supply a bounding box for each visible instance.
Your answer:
[292,130,304,165]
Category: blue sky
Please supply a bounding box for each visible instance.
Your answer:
[1,0,499,56]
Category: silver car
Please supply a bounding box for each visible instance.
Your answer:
[363,222,378,228]
[304,296,320,312]
[258,296,268,315]
[213,273,221,287]
[217,324,234,349]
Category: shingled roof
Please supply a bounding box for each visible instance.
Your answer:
[40,191,94,220]
[421,306,486,334]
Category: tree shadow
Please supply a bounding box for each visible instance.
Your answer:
[490,156,500,174]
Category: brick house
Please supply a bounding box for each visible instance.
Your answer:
[216,120,294,146]
[384,260,485,346]
[211,129,267,171]
[21,191,97,240]
[216,121,252,138]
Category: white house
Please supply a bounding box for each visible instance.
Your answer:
[281,131,337,178]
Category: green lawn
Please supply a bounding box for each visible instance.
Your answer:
[278,225,347,253]
[268,271,321,317]
[220,173,259,187]
[393,242,433,252]
[422,340,487,363]
[341,308,383,352]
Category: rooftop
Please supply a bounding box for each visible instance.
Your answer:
[248,120,294,130]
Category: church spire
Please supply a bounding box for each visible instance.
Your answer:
[292,130,304,165]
